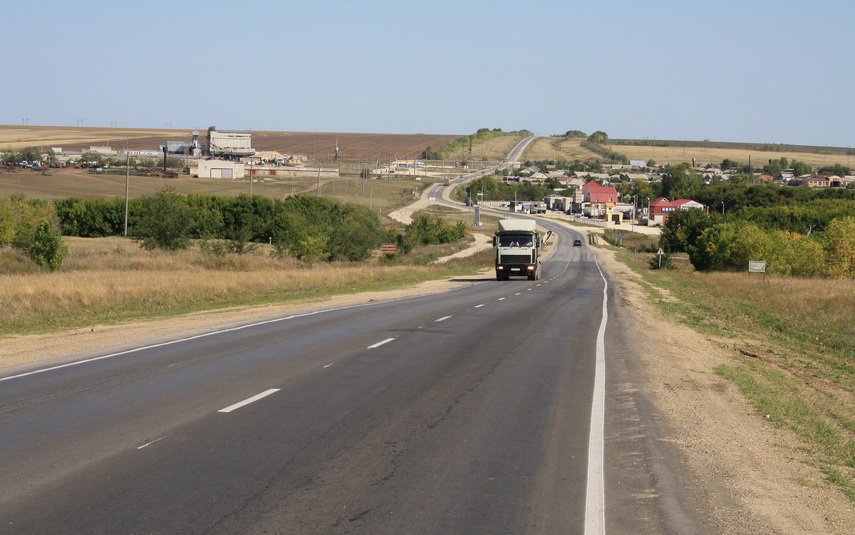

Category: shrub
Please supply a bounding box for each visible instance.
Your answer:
[824,216,855,277]
[132,188,193,250]
[26,221,67,271]
[406,214,466,245]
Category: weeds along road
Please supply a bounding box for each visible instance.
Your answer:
[0,221,709,534]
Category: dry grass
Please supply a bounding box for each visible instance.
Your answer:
[611,143,852,168]
[522,137,600,161]
[468,135,526,161]
[0,237,482,336]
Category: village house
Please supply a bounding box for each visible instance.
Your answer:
[649,198,705,225]
[582,181,619,218]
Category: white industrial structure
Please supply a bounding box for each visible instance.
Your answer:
[207,126,254,158]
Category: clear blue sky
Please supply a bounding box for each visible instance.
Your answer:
[3,0,853,147]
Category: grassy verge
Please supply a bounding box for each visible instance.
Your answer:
[606,236,854,502]
[0,237,491,338]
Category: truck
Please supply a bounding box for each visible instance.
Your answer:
[492,219,551,281]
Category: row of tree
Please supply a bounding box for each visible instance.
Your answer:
[661,209,855,277]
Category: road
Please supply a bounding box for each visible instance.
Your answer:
[0,217,706,534]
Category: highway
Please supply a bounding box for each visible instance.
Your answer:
[0,221,704,534]
[0,136,706,533]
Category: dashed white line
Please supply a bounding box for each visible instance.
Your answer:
[367,337,396,349]
[474,304,485,308]
[435,315,453,323]
[497,297,506,301]
[218,388,280,413]
[323,363,334,369]
[514,292,521,296]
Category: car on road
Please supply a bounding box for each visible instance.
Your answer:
[573,239,582,247]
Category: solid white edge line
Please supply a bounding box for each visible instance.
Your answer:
[218,388,280,413]
[434,315,453,323]
[585,259,608,535]
[367,337,395,349]
[0,300,387,383]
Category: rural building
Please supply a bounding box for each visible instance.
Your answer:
[196,160,246,179]
[582,181,618,218]
[649,198,705,225]
[207,126,255,158]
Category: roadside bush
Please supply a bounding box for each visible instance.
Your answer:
[25,221,67,271]
[406,214,466,245]
[132,188,193,250]
[0,200,14,245]
[824,216,855,278]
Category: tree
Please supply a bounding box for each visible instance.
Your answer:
[132,188,193,250]
[563,130,587,138]
[660,163,702,199]
[791,160,811,177]
[661,208,712,256]
[587,131,608,143]
[26,221,67,271]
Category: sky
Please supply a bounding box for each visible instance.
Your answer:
[3,0,853,147]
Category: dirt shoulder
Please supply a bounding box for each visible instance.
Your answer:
[592,238,853,534]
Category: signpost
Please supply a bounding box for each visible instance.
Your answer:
[749,260,767,281]
[656,248,665,268]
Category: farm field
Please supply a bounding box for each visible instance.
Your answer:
[0,167,433,216]
[607,141,853,168]
[0,125,459,161]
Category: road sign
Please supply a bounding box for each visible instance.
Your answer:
[657,248,664,256]
[748,261,766,273]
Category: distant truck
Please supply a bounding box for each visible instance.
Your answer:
[492,219,551,281]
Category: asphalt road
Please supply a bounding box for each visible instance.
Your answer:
[0,221,707,534]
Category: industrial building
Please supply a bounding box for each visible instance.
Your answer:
[207,126,254,158]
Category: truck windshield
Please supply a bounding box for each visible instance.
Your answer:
[499,234,534,247]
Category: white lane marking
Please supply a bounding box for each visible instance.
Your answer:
[219,388,280,413]
[536,284,542,287]
[474,304,485,308]
[514,292,521,296]
[434,315,453,323]
[497,297,506,301]
[0,301,384,383]
[527,288,532,291]
[323,363,334,369]
[585,260,609,535]
[367,337,395,349]
[137,436,166,450]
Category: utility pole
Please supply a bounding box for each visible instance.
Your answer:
[124,149,130,236]
[248,162,253,194]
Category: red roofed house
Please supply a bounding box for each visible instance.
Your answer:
[649,198,705,225]
[582,181,619,218]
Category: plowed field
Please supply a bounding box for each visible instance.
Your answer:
[0,125,459,160]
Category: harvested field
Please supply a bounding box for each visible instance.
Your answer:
[0,125,459,161]
[522,137,600,161]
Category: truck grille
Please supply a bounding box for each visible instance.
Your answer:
[500,254,532,264]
